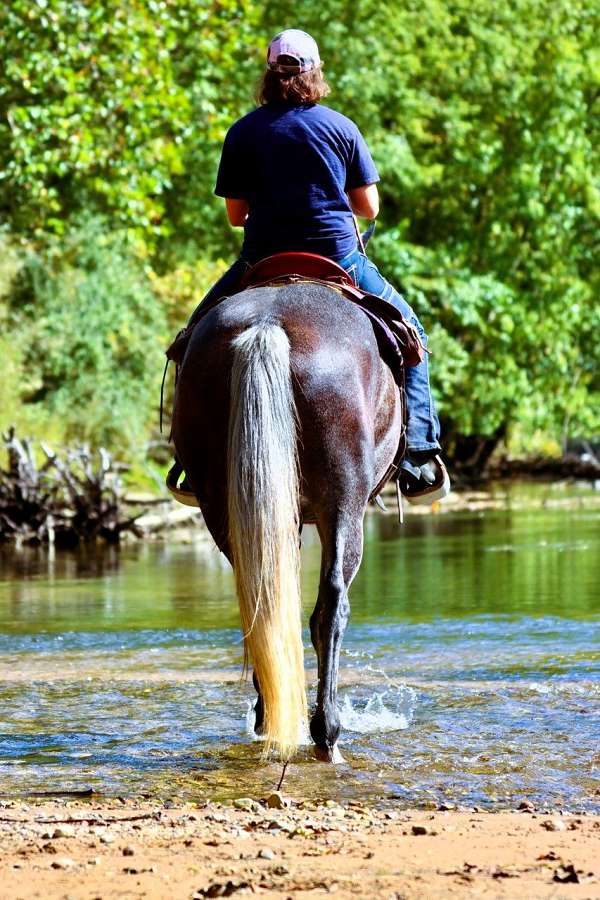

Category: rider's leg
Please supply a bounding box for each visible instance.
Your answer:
[337,249,449,503]
[186,257,251,330]
[338,250,440,454]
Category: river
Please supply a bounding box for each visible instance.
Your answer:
[1,481,598,810]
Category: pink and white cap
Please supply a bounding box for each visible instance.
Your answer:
[267,29,321,73]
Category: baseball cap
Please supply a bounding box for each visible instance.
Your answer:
[267,29,321,74]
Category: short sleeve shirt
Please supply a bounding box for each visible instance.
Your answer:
[214,102,379,262]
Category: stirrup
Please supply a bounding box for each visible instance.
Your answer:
[166,462,199,507]
[400,454,451,506]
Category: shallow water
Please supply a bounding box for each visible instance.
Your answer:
[1,481,599,810]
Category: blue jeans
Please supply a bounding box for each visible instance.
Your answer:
[190,252,441,455]
[337,248,440,455]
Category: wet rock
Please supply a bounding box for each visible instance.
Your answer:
[411,824,430,836]
[541,818,566,831]
[258,848,275,860]
[553,864,580,884]
[266,792,289,809]
[518,799,535,812]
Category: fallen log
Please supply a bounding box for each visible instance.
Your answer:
[0,428,146,547]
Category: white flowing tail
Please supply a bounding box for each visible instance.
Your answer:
[227,323,307,758]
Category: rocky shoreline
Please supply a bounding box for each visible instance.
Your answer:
[1,797,599,898]
[129,479,600,543]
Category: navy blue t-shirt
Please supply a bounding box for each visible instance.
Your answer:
[214,103,379,262]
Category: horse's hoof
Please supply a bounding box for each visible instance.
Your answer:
[314,744,345,764]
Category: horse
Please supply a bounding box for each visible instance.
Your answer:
[171,280,403,762]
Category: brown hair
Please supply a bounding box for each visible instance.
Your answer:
[258,62,331,105]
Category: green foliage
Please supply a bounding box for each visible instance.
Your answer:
[1,220,166,454]
[1,0,598,463]
[0,0,259,247]
[0,235,30,432]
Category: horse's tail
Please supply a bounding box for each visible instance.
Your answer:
[227,322,306,758]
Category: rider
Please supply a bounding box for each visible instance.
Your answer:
[190,29,449,504]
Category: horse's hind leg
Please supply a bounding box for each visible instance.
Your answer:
[310,509,364,762]
[252,671,265,734]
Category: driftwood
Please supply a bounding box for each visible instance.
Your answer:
[489,453,600,481]
[0,428,145,547]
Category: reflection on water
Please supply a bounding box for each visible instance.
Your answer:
[0,482,599,809]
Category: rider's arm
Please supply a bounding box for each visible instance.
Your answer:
[225,198,249,226]
[348,183,379,219]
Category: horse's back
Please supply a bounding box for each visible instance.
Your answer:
[185,282,383,404]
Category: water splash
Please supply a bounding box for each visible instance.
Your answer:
[340,685,416,734]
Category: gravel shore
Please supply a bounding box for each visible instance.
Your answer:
[1,797,599,898]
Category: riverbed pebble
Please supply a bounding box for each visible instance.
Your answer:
[541,818,566,831]
[266,792,289,809]
[51,857,75,869]
[233,798,260,812]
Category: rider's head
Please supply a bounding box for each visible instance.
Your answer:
[258,29,330,105]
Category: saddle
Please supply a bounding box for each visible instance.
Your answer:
[241,252,355,290]
[165,252,423,508]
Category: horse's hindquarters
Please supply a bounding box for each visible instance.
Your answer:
[171,283,403,759]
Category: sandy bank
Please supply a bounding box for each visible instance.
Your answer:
[1,798,599,898]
